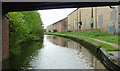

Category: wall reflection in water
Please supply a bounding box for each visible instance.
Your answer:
[47,35,105,69]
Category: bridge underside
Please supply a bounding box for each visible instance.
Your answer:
[2,2,120,12]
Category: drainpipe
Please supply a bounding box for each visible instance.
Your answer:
[77,9,78,30]
[79,8,81,30]
[91,7,93,29]
[95,7,97,29]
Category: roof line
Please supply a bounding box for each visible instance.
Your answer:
[67,8,78,16]
[52,17,67,25]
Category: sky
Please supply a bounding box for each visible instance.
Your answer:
[38,8,77,29]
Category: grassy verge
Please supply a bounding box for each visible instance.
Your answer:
[46,29,119,45]
[45,30,120,51]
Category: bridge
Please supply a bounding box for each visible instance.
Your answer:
[1,1,120,60]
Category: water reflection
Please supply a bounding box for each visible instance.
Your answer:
[2,41,43,69]
[47,35,105,69]
[47,35,68,47]
[2,35,106,69]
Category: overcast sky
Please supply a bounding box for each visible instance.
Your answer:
[38,8,77,29]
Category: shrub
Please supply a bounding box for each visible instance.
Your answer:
[67,30,72,32]
[48,30,51,32]
[108,53,114,56]
[53,29,57,32]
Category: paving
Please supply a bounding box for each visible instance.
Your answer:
[88,38,120,49]
[86,37,120,66]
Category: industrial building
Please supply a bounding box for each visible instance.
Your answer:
[46,6,120,35]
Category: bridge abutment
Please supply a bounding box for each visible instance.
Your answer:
[2,13,9,60]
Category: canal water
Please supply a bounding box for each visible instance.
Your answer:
[2,35,106,69]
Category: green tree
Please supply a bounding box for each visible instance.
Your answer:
[8,11,44,55]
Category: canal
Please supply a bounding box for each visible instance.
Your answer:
[2,35,106,69]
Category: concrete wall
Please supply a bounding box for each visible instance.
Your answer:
[68,7,92,31]
[115,5,120,35]
[68,6,119,34]
[68,11,75,30]
[80,7,92,30]
[93,6,119,34]
[2,14,9,60]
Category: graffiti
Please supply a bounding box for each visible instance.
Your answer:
[109,26,114,33]
[115,23,120,33]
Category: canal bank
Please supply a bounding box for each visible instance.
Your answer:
[45,34,120,71]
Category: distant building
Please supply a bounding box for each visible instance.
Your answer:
[52,17,68,32]
[68,6,120,34]
[46,5,120,35]
[46,25,53,32]
[93,6,120,34]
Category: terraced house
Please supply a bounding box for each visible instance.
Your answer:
[47,5,120,35]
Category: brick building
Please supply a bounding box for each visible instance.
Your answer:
[51,17,68,32]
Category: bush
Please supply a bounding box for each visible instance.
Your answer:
[48,30,51,32]
[91,23,93,29]
[9,11,44,55]
[66,30,72,32]
[108,53,114,56]
[53,29,57,32]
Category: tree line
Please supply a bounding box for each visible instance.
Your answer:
[8,11,44,55]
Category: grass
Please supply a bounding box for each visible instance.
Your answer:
[46,29,119,45]
[45,29,120,51]
[108,53,114,56]
[60,37,72,42]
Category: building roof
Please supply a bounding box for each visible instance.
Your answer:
[67,8,78,16]
[52,17,67,25]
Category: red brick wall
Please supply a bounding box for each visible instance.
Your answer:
[53,37,68,47]
[53,18,68,32]
[62,18,68,32]
[2,14,9,60]
[53,24,58,32]
[58,22,62,32]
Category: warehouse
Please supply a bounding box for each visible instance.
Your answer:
[46,5,120,34]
